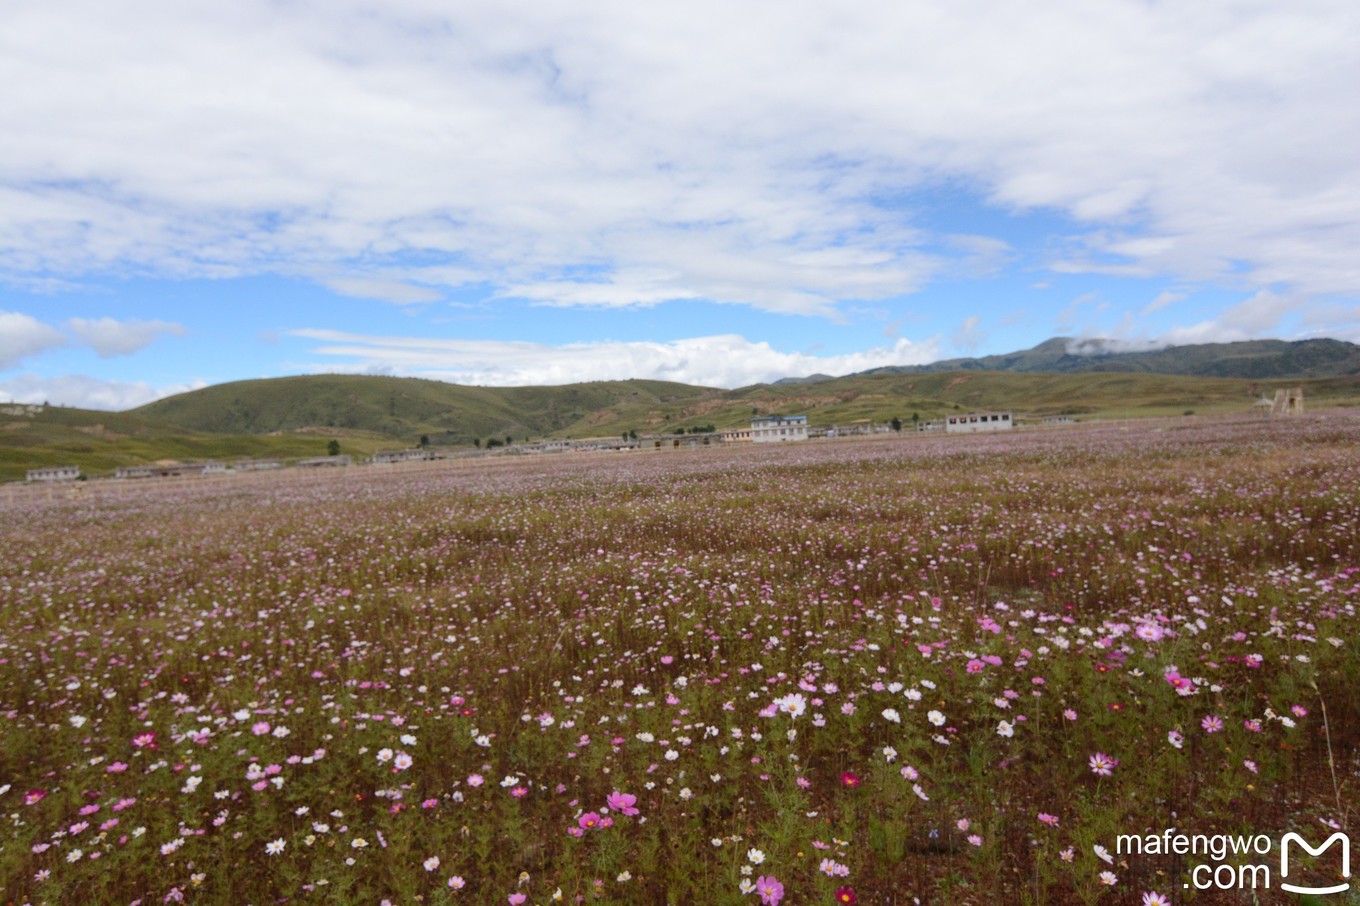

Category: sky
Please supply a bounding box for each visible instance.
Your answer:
[3,0,1359,410]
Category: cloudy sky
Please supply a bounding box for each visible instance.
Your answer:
[3,0,1359,409]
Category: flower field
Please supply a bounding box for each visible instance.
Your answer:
[3,415,1360,904]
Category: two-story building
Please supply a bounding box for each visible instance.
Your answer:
[751,415,809,442]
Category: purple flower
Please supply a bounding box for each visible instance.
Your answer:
[606,790,639,816]
[1089,752,1118,777]
[756,875,785,905]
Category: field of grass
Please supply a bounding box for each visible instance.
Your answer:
[3,415,1359,904]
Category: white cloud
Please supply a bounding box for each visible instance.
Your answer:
[0,373,205,410]
[0,310,66,370]
[65,317,187,357]
[1142,290,1186,315]
[6,1,1356,326]
[288,328,940,388]
[951,315,986,352]
[324,278,443,305]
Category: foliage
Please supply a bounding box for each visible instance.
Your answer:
[2,416,1360,903]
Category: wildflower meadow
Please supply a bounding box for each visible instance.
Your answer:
[3,414,1359,904]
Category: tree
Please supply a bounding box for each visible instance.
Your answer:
[505,435,512,447]
[629,430,637,440]
[419,435,430,448]
[327,439,341,456]
[912,412,920,427]
[890,416,902,433]
[473,438,481,449]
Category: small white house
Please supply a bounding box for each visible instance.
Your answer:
[27,466,80,482]
[751,415,809,442]
[945,412,1013,434]
[372,449,434,464]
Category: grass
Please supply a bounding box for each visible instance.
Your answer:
[8,371,1360,482]
[2,413,1359,903]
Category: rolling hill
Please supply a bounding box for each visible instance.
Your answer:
[133,375,717,445]
[857,337,1360,379]
[7,337,1360,482]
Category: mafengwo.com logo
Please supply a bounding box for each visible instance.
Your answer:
[1115,828,1350,894]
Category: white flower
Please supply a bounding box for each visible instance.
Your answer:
[1094,844,1113,864]
[996,721,1014,738]
[927,710,946,726]
[400,734,418,746]
[747,848,765,864]
[69,715,87,728]
[882,708,901,724]
[266,838,286,855]
[376,748,393,763]
[423,856,440,871]
[774,693,807,719]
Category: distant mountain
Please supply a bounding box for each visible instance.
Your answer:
[9,356,1360,481]
[772,373,836,385]
[857,337,1360,380]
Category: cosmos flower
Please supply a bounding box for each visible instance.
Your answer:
[1089,753,1118,777]
[755,875,784,905]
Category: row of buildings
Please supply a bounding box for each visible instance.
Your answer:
[23,412,1020,482]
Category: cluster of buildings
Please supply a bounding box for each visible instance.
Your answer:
[21,410,1033,483]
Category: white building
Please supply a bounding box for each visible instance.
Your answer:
[945,412,1013,433]
[27,466,80,482]
[751,415,809,442]
[371,449,434,464]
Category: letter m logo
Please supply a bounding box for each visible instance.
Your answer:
[1281,832,1351,895]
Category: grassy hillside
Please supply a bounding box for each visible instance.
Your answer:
[7,370,1360,482]
[861,337,1360,379]
[563,370,1360,436]
[0,404,393,483]
[134,375,716,444]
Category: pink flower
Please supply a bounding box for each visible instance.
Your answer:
[251,722,271,736]
[1038,812,1059,827]
[1163,670,1195,694]
[23,789,46,805]
[606,791,639,816]
[578,812,602,830]
[755,875,785,905]
[508,895,527,905]
[1201,715,1224,733]
[1089,752,1118,777]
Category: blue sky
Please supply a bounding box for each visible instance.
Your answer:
[2,0,1358,409]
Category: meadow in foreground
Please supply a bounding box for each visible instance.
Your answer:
[2,415,1359,904]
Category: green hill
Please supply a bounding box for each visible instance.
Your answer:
[134,375,717,445]
[0,403,396,483]
[860,337,1360,379]
[562,370,1360,436]
[7,365,1360,483]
